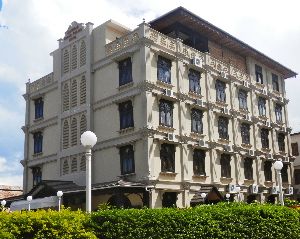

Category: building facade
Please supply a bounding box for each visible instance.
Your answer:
[291,133,300,201]
[22,7,297,209]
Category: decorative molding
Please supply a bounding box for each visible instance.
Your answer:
[29,116,58,133]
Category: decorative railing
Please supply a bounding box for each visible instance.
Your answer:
[29,72,54,93]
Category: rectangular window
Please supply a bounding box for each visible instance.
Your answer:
[32,167,42,186]
[119,101,134,129]
[278,133,285,152]
[33,132,43,154]
[294,169,300,184]
[34,98,44,119]
[191,109,203,133]
[157,56,171,84]
[258,97,266,116]
[119,58,132,86]
[159,100,173,127]
[160,143,175,172]
[241,123,250,145]
[244,158,253,180]
[261,128,269,148]
[215,80,226,102]
[282,164,288,183]
[264,161,272,181]
[188,69,201,94]
[119,145,135,175]
[275,104,282,122]
[193,149,206,175]
[238,90,248,110]
[255,64,263,84]
[291,142,299,156]
[218,116,229,140]
[221,154,231,178]
[272,74,279,92]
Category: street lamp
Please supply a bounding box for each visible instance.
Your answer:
[274,160,284,206]
[80,131,97,213]
[57,191,63,211]
[27,196,32,211]
[225,193,230,203]
[1,200,6,208]
[236,186,241,202]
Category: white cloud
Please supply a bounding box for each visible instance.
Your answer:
[0,175,23,187]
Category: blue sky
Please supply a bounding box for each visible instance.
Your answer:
[0,0,300,186]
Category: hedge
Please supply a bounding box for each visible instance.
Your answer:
[0,203,299,239]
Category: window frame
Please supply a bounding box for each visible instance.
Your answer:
[272,73,279,92]
[244,158,253,180]
[188,69,201,94]
[157,56,171,84]
[255,64,263,84]
[160,143,175,173]
[220,154,231,178]
[261,128,269,149]
[281,164,288,183]
[119,145,135,175]
[218,116,229,140]
[264,161,272,181]
[238,90,248,110]
[241,123,250,145]
[119,101,134,130]
[119,57,133,86]
[33,132,43,154]
[215,79,226,102]
[34,97,44,119]
[193,149,206,176]
[159,100,173,127]
[258,97,267,116]
[278,133,285,152]
[191,109,203,134]
[32,167,42,186]
[275,104,283,123]
[291,142,299,156]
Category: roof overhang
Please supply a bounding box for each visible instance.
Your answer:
[150,7,297,79]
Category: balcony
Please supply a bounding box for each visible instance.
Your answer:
[29,73,55,94]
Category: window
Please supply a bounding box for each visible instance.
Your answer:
[71,44,77,70]
[119,58,132,86]
[62,120,69,149]
[80,75,86,105]
[34,98,44,119]
[282,164,288,183]
[119,101,134,129]
[258,97,266,116]
[291,142,299,156]
[188,69,201,94]
[220,154,231,178]
[218,116,229,140]
[33,132,43,154]
[215,80,226,102]
[238,90,248,110]
[294,169,300,185]
[157,56,171,84]
[63,49,70,74]
[275,104,282,122]
[71,157,78,173]
[63,83,70,111]
[71,118,78,146]
[191,109,203,133]
[71,79,78,108]
[80,155,86,171]
[79,40,86,67]
[80,114,87,137]
[278,133,285,152]
[120,145,135,175]
[62,158,69,175]
[244,158,253,180]
[255,64,263,84]
[241,123,250,144]
[160,144,175,172]
[272,74,279,92]
[162,192,177,208]
[264,161,272,181]
[193,149,206,175]
[32,167,42,186]
[159,100,173,127]
[261,128,269,148]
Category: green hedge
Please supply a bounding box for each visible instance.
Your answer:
[0,203,299,239]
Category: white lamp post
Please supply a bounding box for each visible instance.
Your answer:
[236,186,241,202]
[225,193,230,203]
[57,191,63,211]
[1,200,6,208]
[274,160,284,206]
[80,131,97,213]
[27,196,32,211]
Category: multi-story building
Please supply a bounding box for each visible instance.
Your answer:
[291,133,300,201]
[21,7,297,209]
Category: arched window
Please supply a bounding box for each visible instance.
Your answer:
[71,156,78,173]
[80,114,87,136]
[79,40,86,67]
[80,75,86,105]
[62,120,69,149]
[71,79,78,108]
[71,118,78,146]
[63,83,70,111]
[62,158,69,175]
[71,44,77,70]
[63,49,70,74]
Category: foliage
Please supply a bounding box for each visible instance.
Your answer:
[284,199,300,207]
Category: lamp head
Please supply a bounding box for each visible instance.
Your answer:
[274,160,283,170]
[225,193,230,199]
[27,196,32,202]
[236,186,241,193]
[80,131,97,148]
[1,200,6,207]
[57,191,63,197]
[200,193,207,198]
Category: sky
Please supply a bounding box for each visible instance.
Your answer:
[0,0,299,187]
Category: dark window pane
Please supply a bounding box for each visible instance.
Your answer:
[282,164,288,183]
[244,158,253,180]
[275,104,282,122]
[32,167,42,186]
[157,56,171,84]
[159,100,173,127]
[261,128,269,148]
[120,145,135,175]
[238,90,248,110]
[33,132,43,154]
[291,143,299,156]
[119,58,132,86]
[278,133,285,152]
[218,116,229,140]
[258,97,266,116]
[221,154,231,178]
[119,101,134,129]
[241,123,250,144]
[272,74,279,92]
[34,98,44,119]
[264,161,272,181]
[255,65,263,84]
[294,169,300,184]
[215,80,226,102]
[160,144,175,172]
[188,69,201,94]
[191,109,203,133]
[193,149,206,175]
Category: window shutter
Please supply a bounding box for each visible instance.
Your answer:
[80,114,87,137]
[62,158,69,175]
[63,49,70,74]
[71,79,78,108]
[71,44,77,70]
[71,156,78,173]
[63,83,70,111]
[62,120,69,149]
[79,40,86,67]
[80,155,86,171]
[80,75,86,105]
[71,117,78,146]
